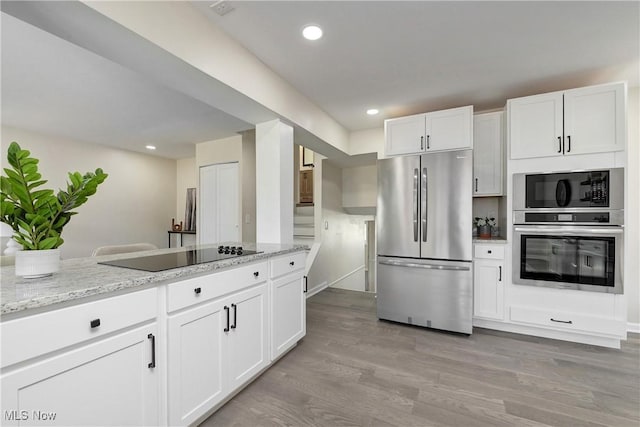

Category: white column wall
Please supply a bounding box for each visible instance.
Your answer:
[255,120,293,243]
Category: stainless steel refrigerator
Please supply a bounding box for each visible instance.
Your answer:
[376,150,472,334]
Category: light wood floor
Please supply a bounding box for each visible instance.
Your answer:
[201,288,640,426]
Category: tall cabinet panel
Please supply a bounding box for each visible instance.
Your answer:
[473,111,503,196]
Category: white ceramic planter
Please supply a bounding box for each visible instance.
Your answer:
[15,249,61,279]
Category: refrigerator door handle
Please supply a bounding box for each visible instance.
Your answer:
[413,168,419,242]
[421,167,427,242]
[379,259,470,271]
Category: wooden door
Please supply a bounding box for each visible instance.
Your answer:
[384,113,426,155]
[425,105,473,151]
[509,91,563,159]
[299,170,314,204]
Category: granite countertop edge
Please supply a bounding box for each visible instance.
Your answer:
[1,244,308,315]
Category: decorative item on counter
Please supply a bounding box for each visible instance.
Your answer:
[474,216,496,239]
[171,218,183,231]
[0,141,108,278]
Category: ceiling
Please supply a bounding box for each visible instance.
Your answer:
[1,1,639,160]
[195,0,640,131]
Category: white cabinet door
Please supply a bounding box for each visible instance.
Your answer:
[226,283,269,391]
[271,272,305,360]
[167,300,225,427]
[425,105,473,152]
[1,324,159,427]
[564,83,625,155]
[384,114,426,156]
[473,260,504,320]
[509,91,563,159]
[473,112,503,196]
[199,162,240,244]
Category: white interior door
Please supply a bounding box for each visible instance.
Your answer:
[200,162,239,244]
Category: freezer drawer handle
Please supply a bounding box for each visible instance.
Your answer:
[379,260,470,271]
[550,318,572,324]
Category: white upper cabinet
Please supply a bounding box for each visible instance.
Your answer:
[473,111,503,196]
[509,92,563,159]
[425,105,474,152]
[385,105,473,156]
[384,114,426,155]
[563,83,625,155]
[509,82,625,159]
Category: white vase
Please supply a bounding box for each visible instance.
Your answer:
[15,249,61,279]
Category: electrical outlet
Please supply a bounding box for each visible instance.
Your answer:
[210,0,235,16]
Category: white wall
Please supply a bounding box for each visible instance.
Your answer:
[1,126,176,259]
[175,157,197,246]
[241,130,256,243]
[342,165,377,212]
[176,157,196,221]
[307,161,373,292]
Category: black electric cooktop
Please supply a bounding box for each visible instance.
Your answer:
[99,246,261,272]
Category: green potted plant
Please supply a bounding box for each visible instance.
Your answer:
[0,142,108,278]
[474,216,496,239]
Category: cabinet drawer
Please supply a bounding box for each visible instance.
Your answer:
[474,244,505,260]
[510,305,625,336]
[167,262,268,313]
[270,252,306,279]
[1,287,157,369]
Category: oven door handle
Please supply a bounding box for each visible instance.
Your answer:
[514,226,623,235]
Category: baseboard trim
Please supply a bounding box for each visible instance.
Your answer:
[328,265,366,291]
[306,281,328,298]
[628,322,640,333]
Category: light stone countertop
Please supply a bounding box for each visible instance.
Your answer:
[473,237,508,244]
[0,243,308,316]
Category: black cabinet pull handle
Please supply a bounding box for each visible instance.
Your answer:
[475,178,478,192]
[224,306,230,332]
[90,319,101,329]
[253,271,259,278]
[426,135,430,149]
[290,261,295,266]
[194,287,201,295]
[566,135,571,152]
[499,266,502,281]
[550,318,572,324]
[231,303,237,329]
[304,275,308,293]
[557,136,562,153]
[487,250,492,254]
[148,333,156,369]
[420,136,424,150]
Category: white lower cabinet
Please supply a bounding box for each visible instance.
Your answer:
[1,324,159,426]
[473,243,505,321]
[167,282,268,427]
[271,272,306,360]
[269,253,306,361]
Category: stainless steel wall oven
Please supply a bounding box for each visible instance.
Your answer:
[513,168,624,294]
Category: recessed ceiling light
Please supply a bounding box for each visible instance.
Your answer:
[366,109,379,115]
[302,25,323,41]
[145,145,156,150]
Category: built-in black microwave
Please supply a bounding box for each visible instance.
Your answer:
[513,168,624,212]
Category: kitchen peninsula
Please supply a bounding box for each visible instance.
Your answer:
[1,243,308,426]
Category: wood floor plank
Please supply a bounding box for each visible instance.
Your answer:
[201,288,640,427]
